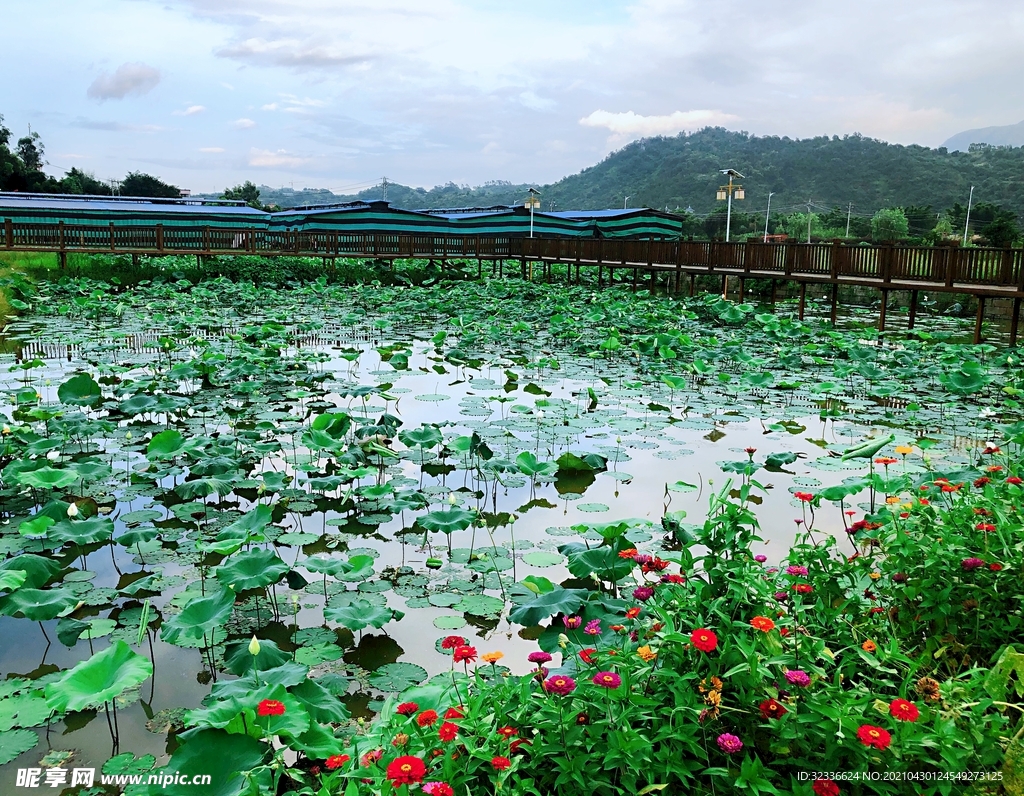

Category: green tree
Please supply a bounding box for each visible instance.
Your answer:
[870,207,909,242]
[222,181,263,209]
[16,131,44,172]
[121,171,180,198]
[59,168,112,196]
[981,212,1020,247]
[902,205,935,238]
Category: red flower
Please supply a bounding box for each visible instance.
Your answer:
[416,710,439,727]
[360,749,382,767]
[444,706,464,720]
[690,628,718,653]
[1007,476,1023,485]
[441,635,466,650]
[813,779,840,796]
[423,784,455,796]
[759,698,788,720]
[438,721,458,741]
[396,702,419,716]
[990,563,1004,572]
[325,754,350,770]
[750,616,775,632]
[578,647,597,664]
[618,548,638,559]
[793,583,814,594]
[497,726,518,739]
[661,573,686,584]
[453,645,477,663]
[889,698,919,722]
[257,699,286,716]
[385,755,426,785]
[794,491,815,502]
[856,724,891,750]
[491,756,512,771]
[509,738,530,755]
[625,607,641,619]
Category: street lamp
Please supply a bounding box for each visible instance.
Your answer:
[716,169,745,242]
[624,195,631,209]
[763,191,775,242]
[524,188,541,238]
[963,185,975,246]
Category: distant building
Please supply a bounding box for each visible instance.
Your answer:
[178,189,191,197]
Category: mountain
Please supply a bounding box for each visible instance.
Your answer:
[943,121,1024,151]
[244,181,533,211]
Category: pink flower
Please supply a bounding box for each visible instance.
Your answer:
[716,733,743,754]
[527,651,552,664]
[784,669,811,687]
[632,586,655,601]
[563,615,582,629]
[543,675,577,696]
[592,671,621,689]
[754,555,767,563]
[785,565,808,576]
[583,619,601,636]
[961,557,985,571]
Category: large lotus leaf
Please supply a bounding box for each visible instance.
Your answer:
[560,539,636,582]
[0,587,79,621]
[45,640,153,713]
[515,451,559,478]
[368,662,428,692]
[939,370,991,394]
[15,467,80,490]
[223,638,290,676]
[0,692,50,731]
[57,373,102,407]
[115,526,159,548]
[175,474,237,500]
[419,508,477,534]
[138,729,266,796]
[310,411,352,440]
[508,586,589,627]
[335,555,375,583]
[0,570,27,593]
[215,548,288,592]
[290,722,344,759]
[0,728,38,765]
[147,430,187,460]
[0,554,61,589]
[289,679,349,724]
[202,505,273,555]
[398,425,443,449]
[160,587,235,646]
[325,599,403,632]
[48,516,114,546]
[19,516,55,540]
[555,452,607,473]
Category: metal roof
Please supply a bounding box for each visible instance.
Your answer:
[0,192,266,215]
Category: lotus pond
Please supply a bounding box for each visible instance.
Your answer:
[0,273,1018,792]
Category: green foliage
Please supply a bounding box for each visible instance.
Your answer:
[45,640,153,712]
[871,207,910,241]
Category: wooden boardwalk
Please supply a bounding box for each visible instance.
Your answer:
[3,220,1022,344]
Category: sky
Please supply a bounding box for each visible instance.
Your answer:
[2,0,1022,194]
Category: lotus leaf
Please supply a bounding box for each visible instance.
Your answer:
[45,640,153,712]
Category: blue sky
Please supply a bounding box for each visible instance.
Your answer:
[2,0,1020,193]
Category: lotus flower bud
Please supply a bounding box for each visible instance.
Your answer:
[47,450,59,460]
[66,503,79,518]
[125,431,132,441]
[448,493,457,505]
[248,635,261,656]
[557,633,569,649]
[1,425,10,435]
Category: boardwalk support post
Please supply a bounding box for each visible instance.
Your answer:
[798,282,807,320]
[974,296,986,344]
[908,290,919,330]
[1011,297,1021,347]
[829,283,839,326]
[879,290,889,332]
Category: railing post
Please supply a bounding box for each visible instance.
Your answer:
[946,247,958,288]
[3,218,11,249]
[1000,246,1014,285]
[203,225,210,252]
[156,224,164,252]
[109,222,116,252]
[58,221,65,253]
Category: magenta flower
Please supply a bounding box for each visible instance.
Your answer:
[754,555,767,563]
[543,675,577,696]
[563,615,582,629]
[774,591,789,602]
[784,669,811,687]
[632,586,655,601]
[961,557,985,572]
[583,619,601,636]
[592,671,621,689]
[527,651,553,664]
[633,554,653,566]
[717,733,743,754]
[766,567,779,574]
[785,565,808,576]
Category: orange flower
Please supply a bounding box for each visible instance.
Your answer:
[861,639,877,653]
[625,607,641,619]
[618,548,638,559]
[637,645,657,663]
[749,616,775,633]
[480,651,504,664]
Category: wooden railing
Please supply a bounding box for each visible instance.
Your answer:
[3,219,1024,294]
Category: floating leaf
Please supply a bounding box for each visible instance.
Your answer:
[45,640,153,713]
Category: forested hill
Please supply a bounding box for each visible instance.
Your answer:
[540,128,1024,217]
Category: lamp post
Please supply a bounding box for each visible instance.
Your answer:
[963,185,974,246]
[763,191,775,242]
[716,169,745,242]
[525,188,541,239]
[624,195,630,209]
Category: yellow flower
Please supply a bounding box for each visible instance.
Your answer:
[869,572,881,580]
[480,651,504,664]
[705,689,721,707]
[885,496,901,505]
[637,645,657,663]
[895,445,913,456]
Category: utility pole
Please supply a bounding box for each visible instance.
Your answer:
[525,188,541,238]
[763,191,775,242]
[806,200,813,243]
[963,185,975,246]
[716,169,745,242]
[845,203,853,238]
[381,177,389,202]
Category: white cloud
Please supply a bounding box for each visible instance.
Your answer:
[519,91,556,112]
[262,95,328,113]
[217,37,375,69]
[248,147,310,167]
[199,146,225,153]
[579,109,740,138]
[232,118,256,129]
[173,105,206,116]
[86,62,161,101]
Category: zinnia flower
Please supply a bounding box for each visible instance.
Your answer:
[592,671,621,689]
[578,647,597,664]
[438,722,458,741]
[794,491,815,502]
[661,573,685,584]
[325,754,350,770]
[793,583,813,594]
[750,616,775,632]
[527,651,552,664]
[423,783,455,796]
[440,635,465,650]
[618,548,638,559]
[396,702,419,716]
[444,706,464,719]
[889,698,919,722]
[633,586,655,601]
[563,615,582,629]
[491,756,512,771]
[583,619,602,635]
[990,562,1004,572]
[716,733,743,754]
[861,640,877,653]
[856,724,891,750]
[257,699,285,716]
[416,709,439,727]
[759,698,787,720]
[480,651,504,664]
[754,554,768,563]
[453,645,477,663]
[1007,476,1023,485]
[690,628,718,653]
[784,669,810,687]
[625,607,641,619]
[543,675,577,696]
[360,749,382,767]
[813,779,840,796]
[385,755,426,785]
[785,565,808,576]
[961,557,985,571]
[497,726,518,738]
[637,645,657,663]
